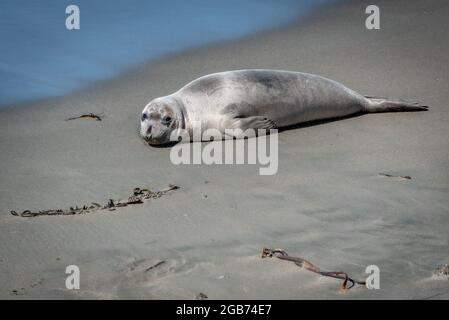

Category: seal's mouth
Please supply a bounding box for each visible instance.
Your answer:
[142,132,169,146]
[143,136,159,145]
[143,137,177,148]
[142,131,182,147]
[145,139,161,146]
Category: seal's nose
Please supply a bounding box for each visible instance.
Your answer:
[146,125,152,135]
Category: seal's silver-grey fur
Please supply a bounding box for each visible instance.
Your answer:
[140,69,427,145]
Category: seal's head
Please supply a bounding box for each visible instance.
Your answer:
[140,96,185,146]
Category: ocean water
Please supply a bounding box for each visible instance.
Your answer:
[0,0,337,107]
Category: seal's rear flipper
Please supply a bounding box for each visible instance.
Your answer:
[364,96,429,113]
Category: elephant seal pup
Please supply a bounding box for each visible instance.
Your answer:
[140,69,427,145]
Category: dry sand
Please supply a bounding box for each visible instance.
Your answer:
[1,0,448,299]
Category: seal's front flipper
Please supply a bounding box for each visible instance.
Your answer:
[222,116,277,138]
[243,116,277,130]
[220,102,258,118]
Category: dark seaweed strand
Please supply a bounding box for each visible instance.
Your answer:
[10,185,179,218]
[261,248,366,291]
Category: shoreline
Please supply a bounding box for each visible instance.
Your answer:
[1,0,449,299]
[1,1,342,112]
[0,0,339,108]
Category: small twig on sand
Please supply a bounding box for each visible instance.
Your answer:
[379,173,412,180]
[144,261,166,273]
[65,113,102,121]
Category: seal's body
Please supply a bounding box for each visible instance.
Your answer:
[140,69,427,145]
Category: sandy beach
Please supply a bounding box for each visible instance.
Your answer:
[1,0,449,299]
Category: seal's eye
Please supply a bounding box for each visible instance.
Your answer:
[162,116,172,124]
[141,113,148,121]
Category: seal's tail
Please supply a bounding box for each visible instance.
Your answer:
[364,95,429,113]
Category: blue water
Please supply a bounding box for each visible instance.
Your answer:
[0,0,337,107]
